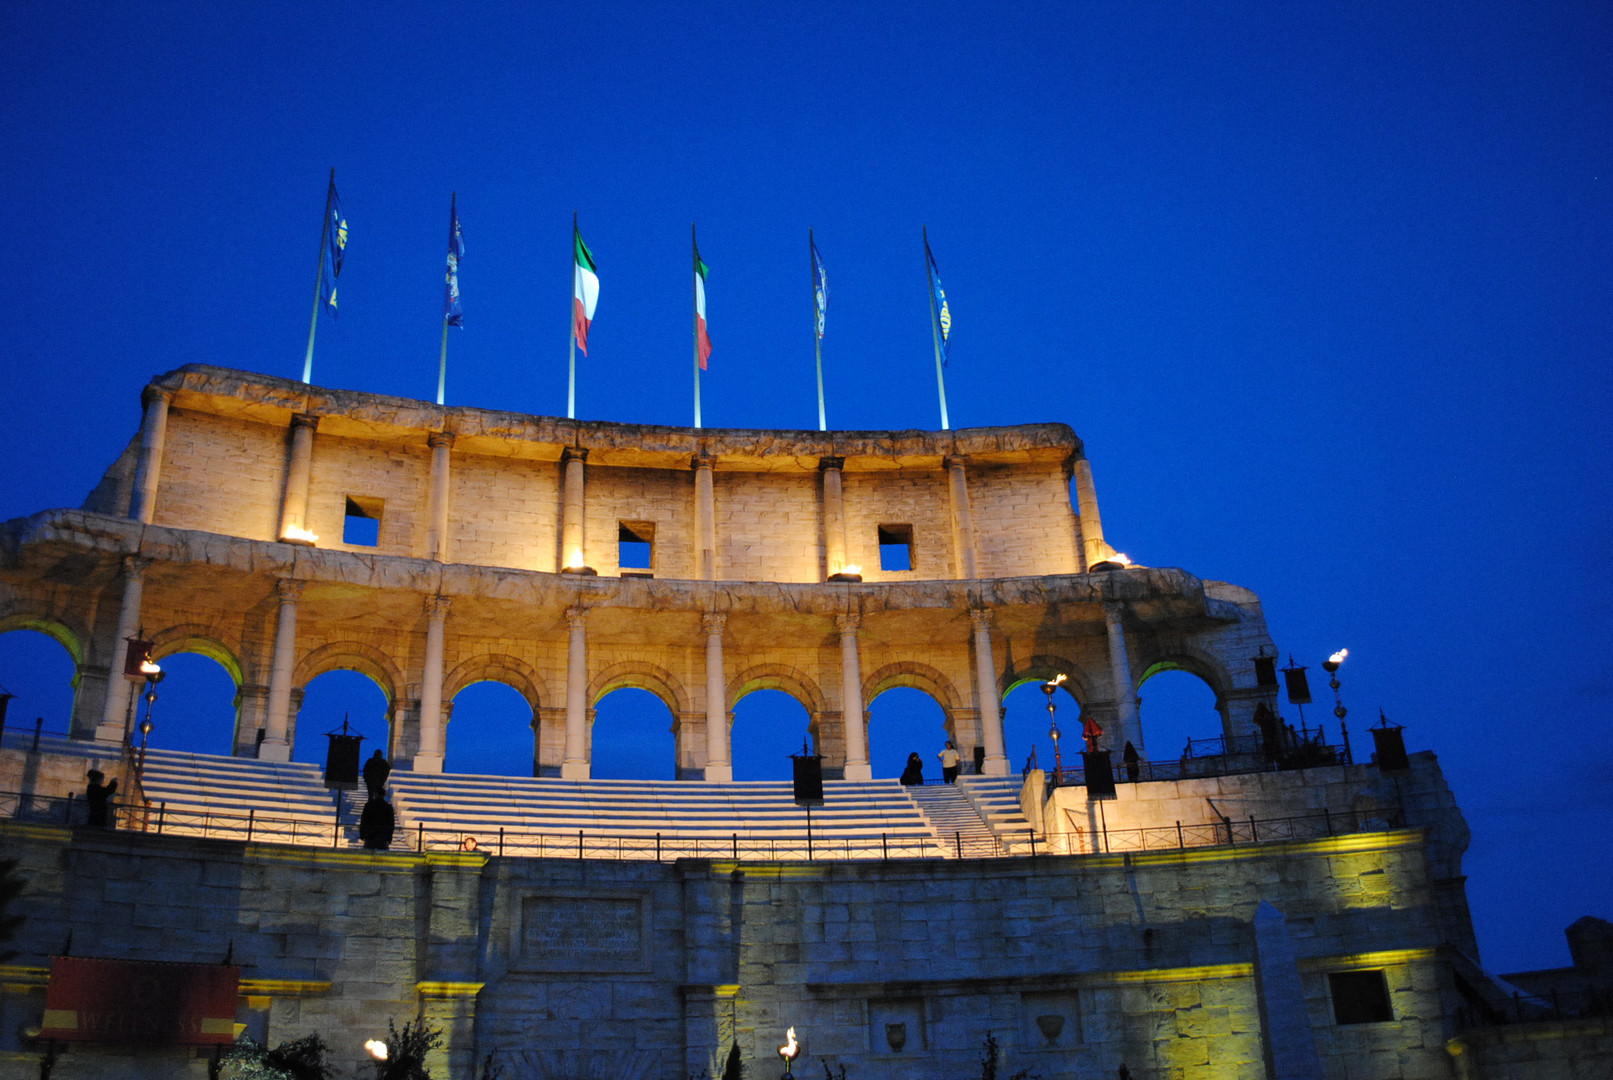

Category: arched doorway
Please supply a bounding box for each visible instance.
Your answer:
[292,670,391,769]
[590,688,675,780]
[141,652,240,756]
[0,626,79,735]
[867,687,949,782]
[1001,679,1083,775]
[446,681,535,777]
[730,689,812,781]
[1136,667,1223,761]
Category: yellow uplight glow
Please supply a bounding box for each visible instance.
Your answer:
[364,1039,388,1060]
[1329,648,1349,665]
[281,525,319,544]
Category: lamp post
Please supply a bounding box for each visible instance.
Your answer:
[1322,648,1349,753]
[136,661,163,777]
[1042,674,1067,779]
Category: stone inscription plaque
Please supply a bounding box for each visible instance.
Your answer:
[519,894,647,972]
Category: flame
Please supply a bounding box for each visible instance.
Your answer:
[281,525,319,544]
[840,563,862,576]
[1328,648,1349,665]
[138,659,163,676]
[1110,552,1133,567]
[1046,673,1067,688]
[564,547,586,570]
[364,1040,388,1060]
[779,1027,800,1060]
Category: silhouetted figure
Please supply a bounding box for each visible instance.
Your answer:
[358,796,395,850]
[1123,741,1140,782]
[84,769,117,828]
[1080,713,1105,754]
[937,741,961,784]
[899,752,924,786]
[362,749,391,799]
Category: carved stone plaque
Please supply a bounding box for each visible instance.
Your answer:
[517,893,649,972]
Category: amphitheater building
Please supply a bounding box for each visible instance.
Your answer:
[0,366,1604,1079]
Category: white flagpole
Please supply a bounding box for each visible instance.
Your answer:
[924,226,951,431]
[812,229,826,431]
[569,212,578,420]
[693,223,703,429]
[302,168,335,384]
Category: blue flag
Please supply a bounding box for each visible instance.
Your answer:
[811,235,828,339]
[444,195,465,327]
[320,180,347,317]
[925,235,951,364]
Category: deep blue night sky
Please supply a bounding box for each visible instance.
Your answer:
[1,2,1609,974]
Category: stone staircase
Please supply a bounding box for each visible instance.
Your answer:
[905,776,1037,857]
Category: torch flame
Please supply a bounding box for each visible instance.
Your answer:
[364,1039,388,1060]
[564,547,586,570]
[1328,648,1349,665]
[841,564,862,576]
[1046,673,1067,688]
[281,525,319,544]
[780,1027,800,1060]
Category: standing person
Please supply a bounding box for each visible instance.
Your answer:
[899,752,925,786]
[362,749,391,799]
[937,741,962,784]
[84,769,118,827]
[1122,741,1140,782]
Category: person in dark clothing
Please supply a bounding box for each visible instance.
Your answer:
[362,749,391,799]
[85,769,118,827]
[899,752,924,786]
[1122,741,1140,782]
[358,796,396,850]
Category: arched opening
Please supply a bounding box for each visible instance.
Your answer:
[446,681,535,777]
[590,687,675,780]
[292,670,391,768]
[867,687,949,782]
[1001,679,1083,775]
[141,652,240,756]
[0,627,78,735]
[730,689,812,781]
[1136,667,1223,760]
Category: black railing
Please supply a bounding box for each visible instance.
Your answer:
[1050,738,1350,788]
[1456,987,1612,1030]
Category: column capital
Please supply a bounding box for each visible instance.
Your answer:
[691,454,717,471]
[701,612,727,635]
[835,612,861,634]
[968,607,993,633]
[275,578,305,603]
[428,430,456,450]
[1102,600,1128,622]
[818,455,845,472]
[290,412,320,433]
[141,385,174,409]
[121,554,151,580]
[425,594,453,619]
[943,454,970,471]
[561,445,589,464]
[564,606,589,631]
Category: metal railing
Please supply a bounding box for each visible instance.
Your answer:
[0,788,1404,864]
[1456,987,1612,1030]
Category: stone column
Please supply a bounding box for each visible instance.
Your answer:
[561,607,590,779]
[560,447,589,571]
[1104,601,1142,754]
[127,387,173,523]
[837,613,871,781]
[693,454,717,580]
[944,455,979,579]
[413,596,451,773]
[425,431,455,562]
[969,609,1010,775]
[259,579,304,762]
[819,456,850,578]
[277,413,320,542]
[701,613,731,781]
[1072,453,1110,570]
[95,556,149,742]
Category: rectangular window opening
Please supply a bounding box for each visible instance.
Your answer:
[619,521,654,575]
[1329,970,1394,1025]
[877,524,913,572]
[342,496,383,547]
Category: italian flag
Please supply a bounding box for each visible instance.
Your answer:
[572,223,599,355]
[694,239,712,370]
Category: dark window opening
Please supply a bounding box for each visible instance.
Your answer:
[878,524,913,572]
[1329,970,1393,1024]
[343,496,382,547]
[619,521,654,575]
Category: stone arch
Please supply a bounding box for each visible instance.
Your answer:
[149,625,244,686]
[863,660,966,715]
[1000,654,1096,707]
[588,660,692,717]
[444,653,548,715]
[1135,643,1232,701]
[0,612,86,666]
[292,641,403,706]
[726,663,828,716]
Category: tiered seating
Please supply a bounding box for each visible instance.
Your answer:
[388,772,945,859]
[136,748,345,845]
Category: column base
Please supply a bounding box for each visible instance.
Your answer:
[842,762,872,781]
[560,760,591,780]
[413,752,444,774]
[257,739,292,763]
[979,754,1010,776]
[704,763,733,782]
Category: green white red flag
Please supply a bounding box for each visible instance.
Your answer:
[694,238,712,370]
[572,220,599,355]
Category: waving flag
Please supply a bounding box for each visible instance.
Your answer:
[320,181,347,317]
[573,220,599,354]
[811,235,828,339]
[924,233,951,365]
[694,237,713,369]
[444,195,465,328]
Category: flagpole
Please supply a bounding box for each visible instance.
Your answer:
[692,223,702,430]
[437,318,449,406]
[812,229,826,431]
[302,168,335,384]
[569,212,578,420]
[924,226,951,431]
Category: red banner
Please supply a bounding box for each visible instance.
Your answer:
[41,957,239,1045]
